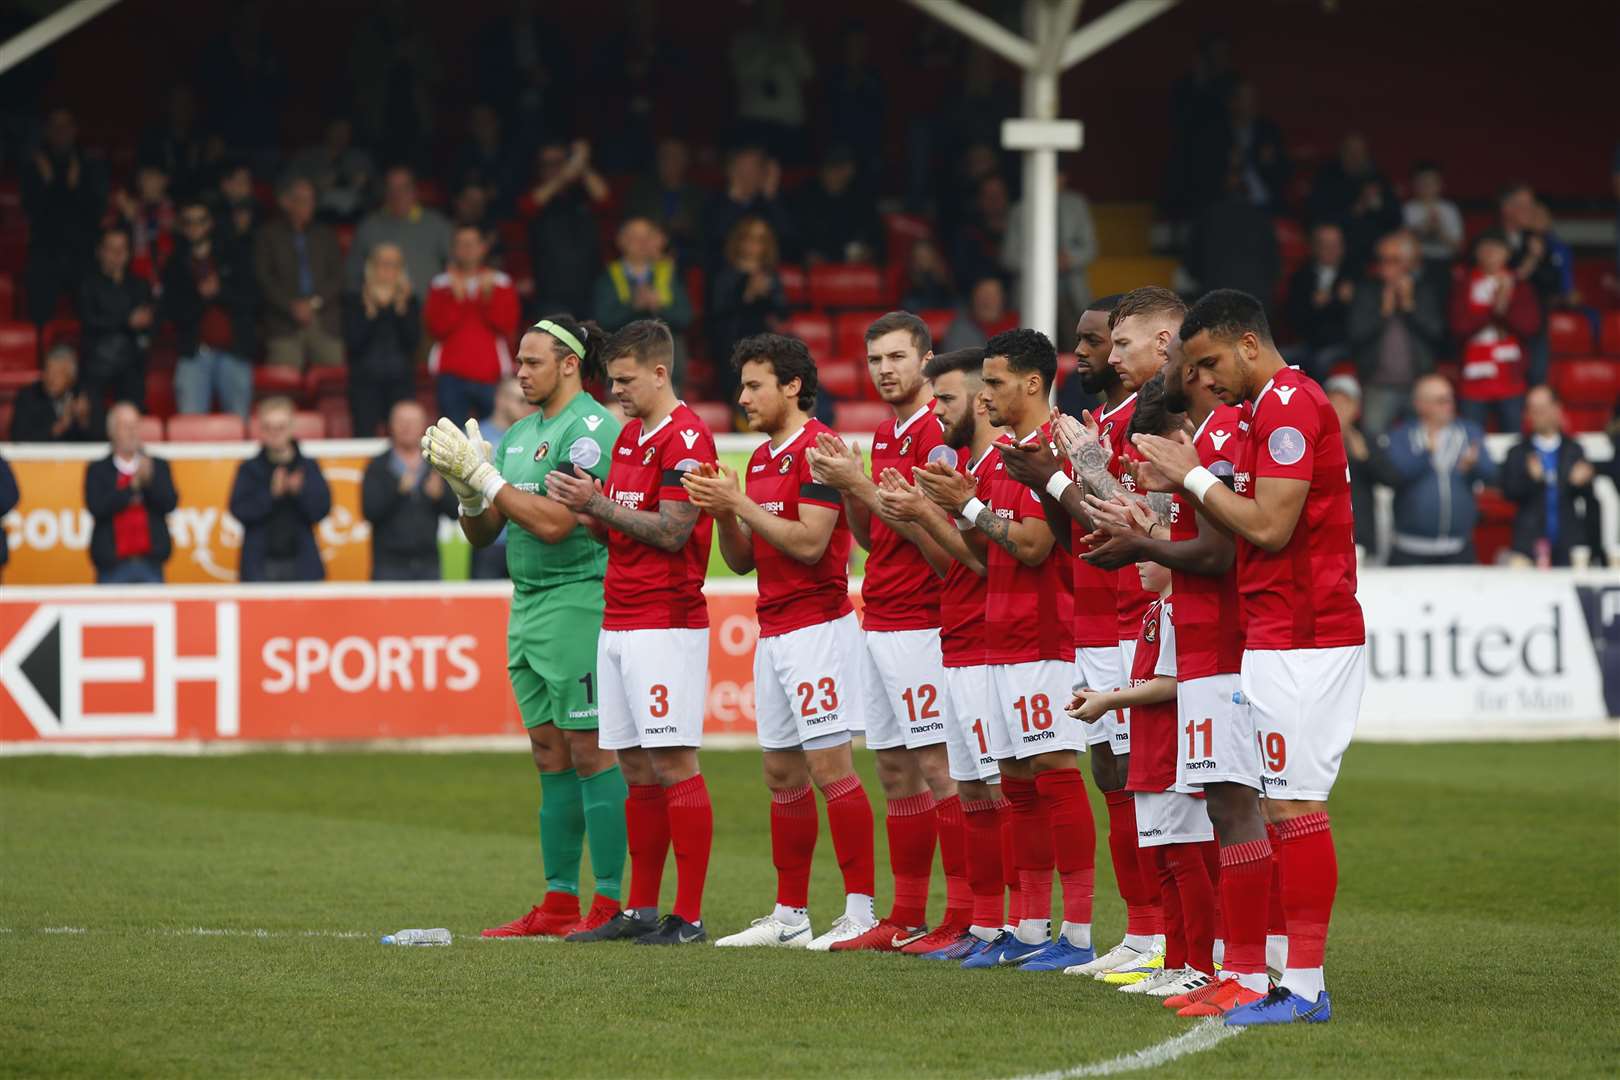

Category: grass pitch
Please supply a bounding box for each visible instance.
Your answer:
[2,741,1617,1078]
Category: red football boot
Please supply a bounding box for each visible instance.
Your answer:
[828,918,928,953]
[562,895,622,937]
[1175,978,1266,1016]
[481,891,581,938]
[899,915,973,956]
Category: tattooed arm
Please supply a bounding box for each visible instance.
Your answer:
[581,493,701,553]
[968,501,1057,567]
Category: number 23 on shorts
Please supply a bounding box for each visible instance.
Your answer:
[796,678,839,716]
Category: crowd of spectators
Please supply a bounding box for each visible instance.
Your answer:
[2,16,1617,577]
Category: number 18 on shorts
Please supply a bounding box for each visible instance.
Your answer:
[596,627,711,750]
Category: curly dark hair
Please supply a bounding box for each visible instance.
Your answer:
[983,327,1056,391]
[730,332,818,410]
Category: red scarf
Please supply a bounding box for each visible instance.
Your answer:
[113,468,153,561]
[1458,269,1525,402]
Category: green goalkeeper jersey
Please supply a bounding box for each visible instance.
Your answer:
[495,392,621,591]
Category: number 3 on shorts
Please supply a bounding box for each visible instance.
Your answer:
[796,678,838,716]
[649,683,669,719]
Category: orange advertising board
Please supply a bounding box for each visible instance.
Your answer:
[1,442,377,584]
[0,583,777,747]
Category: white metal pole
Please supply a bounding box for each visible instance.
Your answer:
[0,0,123,77]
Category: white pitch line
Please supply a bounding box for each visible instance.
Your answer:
[1000,1021,1243,1080]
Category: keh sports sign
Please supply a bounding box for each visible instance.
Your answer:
[1,441,379,584]
[1,573,1615,750]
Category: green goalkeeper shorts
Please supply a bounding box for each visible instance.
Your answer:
[508,579,604,731]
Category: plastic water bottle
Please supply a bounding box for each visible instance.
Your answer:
[381,928,452,946]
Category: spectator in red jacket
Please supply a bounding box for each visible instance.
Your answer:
[425,224,521,424]
[1452,229,1540,434]
[105,161,175,286]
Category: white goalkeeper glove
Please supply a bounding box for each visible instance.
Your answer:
[423,417,505,510]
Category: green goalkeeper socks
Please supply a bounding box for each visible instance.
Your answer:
[579,764,629,901]
[538,768,585,896]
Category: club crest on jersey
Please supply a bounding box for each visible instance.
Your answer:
[534,441,550,461]
[1268,426,1306,466]
[642,444,658,465]
[778,452,795,475]
[1144,617,1158,643]
[899,434,913,456]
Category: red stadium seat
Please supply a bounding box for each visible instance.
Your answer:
[0,320,37,370]
[1547,310,1594,356]
[304,366,349,402]
[254,365,304,399]
[0,399,11,439]
[136,415,164,444]
[0,274,12,319]
[144,370,176,419]
[781,313,832,357]
[166,413,246,441]
[881,212,933,267]
[833,311,887,362]
[1473,489,1516,565]
[809,263,888,309]
[817,357,862,399]
[918,308,954,346]
[833,400,891,434]
[1550,357,1620,406]
[147,342,177,373]
[0,368,37,396]
[778,264,808,307]
[687,400,732,433]
[249,410,326,442]
[1601,311,1620,356]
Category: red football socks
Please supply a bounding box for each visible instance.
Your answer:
[962,797,1004,929]
[885,790,937,927]
[625,783,670,911]
[1167,842,1217,976]
[1002,775,1054,923]
[1266,822,1288,936]
[1106,789,1163,936]
[822,773,876,899]
[1218,836,1274,977]
[666,775,713,924]
[999,799,1023,923]
[935,794,971,921]
[770,785,818,908]
[1036,768,1096,925]
[1275,812,1337,969]
[1201,838,1224,943]
[1153,848,1187,970]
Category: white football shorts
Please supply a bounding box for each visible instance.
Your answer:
[859,628,950,751]
[753,611,864,751]
[1175,672,1259,792]
[941,664,1006,782]
[1134,790,1215,847]
[1075,645,1127,751]
[987,659,1085,759]
[597,627,710,750]
[1242,645,1366,802]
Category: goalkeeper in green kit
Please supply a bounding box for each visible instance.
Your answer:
[423,313,628,937]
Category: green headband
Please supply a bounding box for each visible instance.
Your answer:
[534,319,586,360]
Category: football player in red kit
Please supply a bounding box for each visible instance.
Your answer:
[682,333,879,950]
[805,312,971,952]
[546,320,717,945]
[1132,289,1366,1025]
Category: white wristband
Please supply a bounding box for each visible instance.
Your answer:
[959,497,987,524]
[458,495,488,517]
[477,470,509,503]
[1184,465,1220,503]
[1045,471,1076,500]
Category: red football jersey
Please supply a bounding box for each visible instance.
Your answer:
[1233,368,1365,650]
[1099,393,1151,641]
[746,419,854,638]
[939,444,996,668]
[1124,597,1179,794]
[602,403,718,631]
[982,425,1075,664]
[1168,405,1245,679]
[863,404,952,631]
